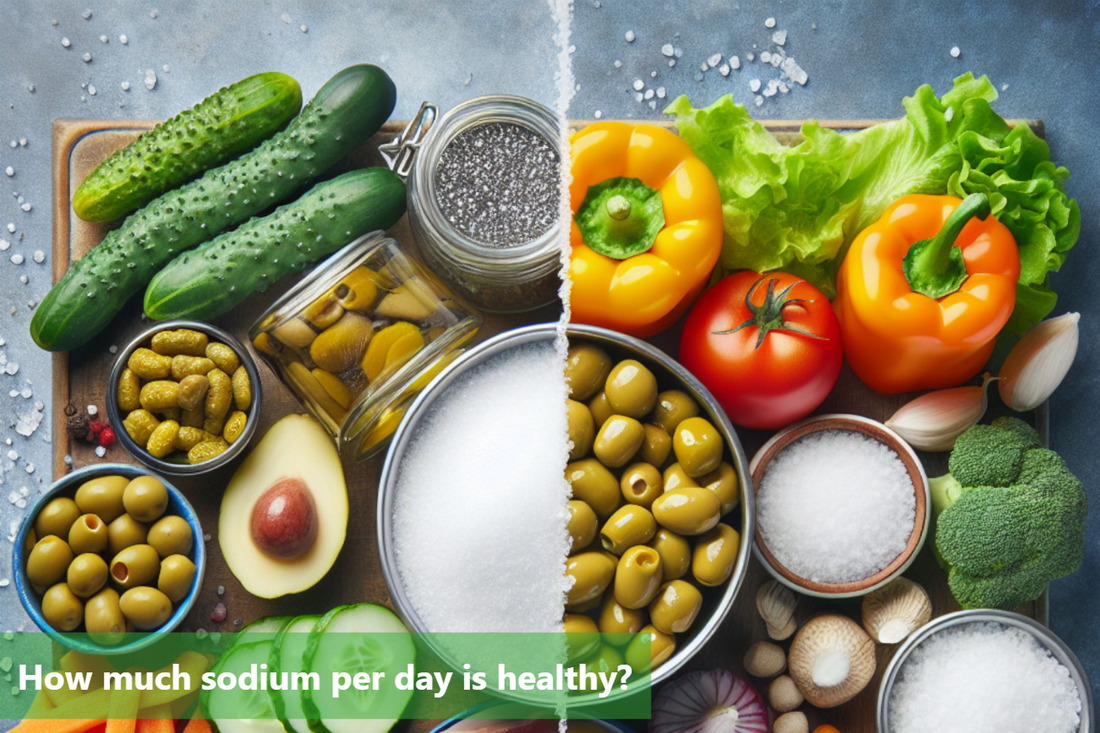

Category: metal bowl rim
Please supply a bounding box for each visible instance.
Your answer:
[378,322,754,701]
[106,319,262,475]
[875,608,1093,733]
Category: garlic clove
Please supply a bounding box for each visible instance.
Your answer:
[756,579,798,632]
[788,613,876,708]
[999,312,1080,412]
[767,615,798,641]
[885,374,995,452]
[861,576,932,645]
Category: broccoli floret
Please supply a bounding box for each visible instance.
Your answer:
[931,417,1087,610]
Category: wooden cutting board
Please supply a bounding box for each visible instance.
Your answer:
[50,117,1045,732]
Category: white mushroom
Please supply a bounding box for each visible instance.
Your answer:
[757,579,798,639]
[788,614,876,708]
[861,577,932,644]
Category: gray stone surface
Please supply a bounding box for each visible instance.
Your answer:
[1,0,1098,713]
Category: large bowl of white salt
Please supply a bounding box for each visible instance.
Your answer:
[877,609,1092,733]
[750,414,930,598]
[377,322,754,698]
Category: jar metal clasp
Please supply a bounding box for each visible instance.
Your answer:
[379,101,438,180]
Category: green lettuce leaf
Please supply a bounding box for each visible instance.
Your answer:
[666,73,1080,333]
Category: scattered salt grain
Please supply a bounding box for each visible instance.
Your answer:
[82,9,92,19]
[0,240,9,251]
[650,70,657,78]
[765,17,776,28]
[700,62,708,72]
[950,46,961,58]
[644,89,654,100]
[19,203,30,213]
[99,35,108,43]
[4,168,12,178]
[780,56,809,86]
[613,59,622,68]
[108,345,118,354]
[889,623,1081,733]
[5,224,13,233]
[393,341,571,633]
[121,81,130,91]
[144,69,157,90]
[300,24,307,33]
[281,13,292,23]
[772,29,787,46]
[162,64,170,73]
[61,37,71,48]
[119,34,128,44]
[594,110,602,118]
[718,64,730,76]
[708,52,722,67]
[632,79,644,91]
[26,85,34,93]
[88,85,96,96]
[761,51,772,63]
[10,255,23,265]
[757,430,915,583]
[33,251,44,264]
[149,9,158,18]
[624,30,635,43]
[661,43,674,57]
[749,78,761,93]
[82,52,92,63]
[656,87,666,99]
[94,446,106,458]
[729,55,741,70]
[746,52,755,62]
[668,59,676,67]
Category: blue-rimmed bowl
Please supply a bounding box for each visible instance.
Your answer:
[13,463,206,655]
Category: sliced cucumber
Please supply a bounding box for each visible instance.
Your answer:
[270,615,322,733]
[300,604,415,733]
[203,640,288,733]
[235,616,294,646]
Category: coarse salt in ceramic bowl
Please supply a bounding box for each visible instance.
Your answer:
[750,414,929,598]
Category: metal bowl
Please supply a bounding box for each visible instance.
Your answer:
[13,463,206,655]
[877,609,1093,732]
[749,414,930,598]
[378,323,754,700]
[107,319,262,475]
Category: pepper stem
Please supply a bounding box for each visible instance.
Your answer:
[903,193,990,300]
[606,195,632,221]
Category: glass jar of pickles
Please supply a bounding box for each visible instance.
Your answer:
[250,232,481,460]
[406,95,563,313]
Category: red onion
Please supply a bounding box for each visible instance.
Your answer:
[650,669,770,733]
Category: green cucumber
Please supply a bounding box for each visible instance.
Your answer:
[202,640,288,733]
[300,604,415,733]
[269,615,322,733]
[235,616,295,646]
[31,64,396,352]
[72,71,303,222]
[144,167,406,321]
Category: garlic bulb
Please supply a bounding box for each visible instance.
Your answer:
[885,374,995,451]
[861,577,932,644]
[999,312,1080,412]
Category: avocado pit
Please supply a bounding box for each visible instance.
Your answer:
[249,477,318,560]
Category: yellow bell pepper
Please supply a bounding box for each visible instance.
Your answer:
[568,122,723,337]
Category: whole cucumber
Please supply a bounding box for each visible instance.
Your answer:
[31,64,397,352]
[144,168,407,321]
[72,71,303,222]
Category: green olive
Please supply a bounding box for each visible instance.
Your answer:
[567,399,596,461]
[565,551,616,610]
[605,360,658,419]
[662,463,699,493]
[564,613,601,661]
[34,497,81,540]
[110,544,161,589]
[566,459,621,520]
[123,476,169,523]
[598,595,645,638]
[647,528,691,581]
[692,524,740,587]
[593,415,644,469]
[23,528,37,557]
[651,487,722,536]
[147,515,193,558]
[651,390,699,435]
[620,462,663,508]
[625,624,676,673]
[107,514,149,556]
[639,424,671,468]
[567,500,598,551]
[648,580,703,634]
[588,391,614,429]
[74,475,129,523]
[672,417,724,478]
[67,552,109,598]
[613,545,664,609]
[67,514,109,555]
[26,536,74,589]
[41,582,84,632]
[119,586,174,630]
[583,643,625,677]
[85,588,126,646]
[565,344,612,401]
[600,505,657,555]
[157,554,197,603]
[699,462,740,515]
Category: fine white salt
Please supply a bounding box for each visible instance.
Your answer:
[889,623,1081,733]
[757,430,915,583]
[393,341,571,633]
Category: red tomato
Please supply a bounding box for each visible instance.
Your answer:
[679,271,843,430]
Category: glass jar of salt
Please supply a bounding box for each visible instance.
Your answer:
[406,95,562,313]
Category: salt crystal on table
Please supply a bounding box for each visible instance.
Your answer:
[4,168,12,177]
[94,446,106,458]
[33,251,43,263]
[144,70,157,90]
[750,78,761,92]
[772,29,787,46]
[82,52,92,63]
[119,34,128,44]
[10,255,23,265]
[730,55,741,69]
[765,16,776,28]
[625,30,635,42]
[61,38,71,48]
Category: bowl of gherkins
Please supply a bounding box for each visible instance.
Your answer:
[107,320,262,475]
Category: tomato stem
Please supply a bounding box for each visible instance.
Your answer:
[712,276,829,349]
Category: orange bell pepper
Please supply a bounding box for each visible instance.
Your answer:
[835,193,1020,394]
[568,122,723,337]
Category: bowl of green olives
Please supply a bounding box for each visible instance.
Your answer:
[13,464,206,654]
[378,323,754,695]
